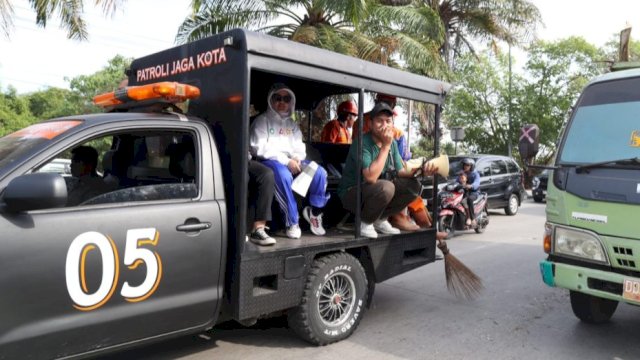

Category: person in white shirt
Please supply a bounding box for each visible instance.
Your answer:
[250,83,329,238]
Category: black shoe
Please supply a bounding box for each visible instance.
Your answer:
[250,227,276,246]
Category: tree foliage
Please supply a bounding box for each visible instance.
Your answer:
[0,86,35,136]
[443,37,607,164]
[0,55,130,136]
[1,0,124,40]
[516,37,606,163]
[66,55,132,113]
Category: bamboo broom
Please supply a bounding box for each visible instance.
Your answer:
[436,232,484,300]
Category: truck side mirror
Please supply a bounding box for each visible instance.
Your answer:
[3,173,68,212]
[518,124,540,167]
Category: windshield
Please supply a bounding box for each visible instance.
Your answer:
[0,121,82,170]
[559,77,640,165]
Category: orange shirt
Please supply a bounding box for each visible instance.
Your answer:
[321,119,351,144]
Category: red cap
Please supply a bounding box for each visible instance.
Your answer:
[375,93,397,104]
[338,100,358,115]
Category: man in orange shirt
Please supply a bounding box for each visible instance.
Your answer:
[321,100,358,144]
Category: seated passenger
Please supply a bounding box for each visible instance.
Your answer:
[355,93,424,231]
[337,102,438,238]
[250,83,330,239]
[67,146,110,206]
[248,156,276,246]
[320,100,358,144]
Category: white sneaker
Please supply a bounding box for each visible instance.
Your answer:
[286,224,302,239]
[360,222,378,238]
[303,206,326,236]
[249,227,276,246]
[374,218,401,235]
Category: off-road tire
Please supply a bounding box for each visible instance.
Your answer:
[287,253,368,345]
[570,290,618,324]
[504,194,519,216]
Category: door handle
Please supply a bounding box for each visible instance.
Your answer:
[176,222,212,232]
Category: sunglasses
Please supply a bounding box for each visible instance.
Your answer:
[272,94,292,103]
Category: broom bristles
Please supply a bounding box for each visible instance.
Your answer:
[437,240,483,300]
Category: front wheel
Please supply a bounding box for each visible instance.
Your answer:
[474,207,489,233]
[570,290,618,324]
[504,194,519,215]
[438,215,455,237]
[288,253,368,345]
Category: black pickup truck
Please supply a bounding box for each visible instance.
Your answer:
[0,29,450,359]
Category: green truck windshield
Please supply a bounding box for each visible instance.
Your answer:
[560,77,640,164]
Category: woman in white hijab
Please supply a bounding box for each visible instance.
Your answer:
[250,83,330,239]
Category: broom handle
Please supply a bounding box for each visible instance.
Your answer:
[436,238,449,255]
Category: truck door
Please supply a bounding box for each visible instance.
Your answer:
[0,120,224,359]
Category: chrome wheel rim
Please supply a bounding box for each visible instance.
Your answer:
[317,272,356,327]
[509,196,518,213]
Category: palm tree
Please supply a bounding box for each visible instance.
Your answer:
[424,0,542,68]
[1,0,123,40]
[176,0,448,77]
[178,1,371,55]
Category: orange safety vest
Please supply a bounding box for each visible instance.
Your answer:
[320,119,351,144]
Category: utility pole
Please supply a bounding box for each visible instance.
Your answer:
[507,43,513,157]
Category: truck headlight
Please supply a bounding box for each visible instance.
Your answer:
[553,226,609,264]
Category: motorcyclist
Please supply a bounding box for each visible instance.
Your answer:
[458,158,480,226]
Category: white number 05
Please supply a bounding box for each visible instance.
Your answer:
[65,228,162,311]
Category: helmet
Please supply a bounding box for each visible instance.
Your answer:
[337,100,358,115]
[461,158,475,170]
[375,93,397,105]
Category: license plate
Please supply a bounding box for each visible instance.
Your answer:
[622,278,640,302]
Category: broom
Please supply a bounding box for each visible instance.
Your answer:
[435,232,484,300]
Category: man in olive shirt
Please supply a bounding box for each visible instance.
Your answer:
[338,102,437,238]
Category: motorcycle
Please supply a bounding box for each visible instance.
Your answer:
[437,181,489,236]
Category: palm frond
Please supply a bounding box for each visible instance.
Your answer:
[95,0,125,17]
[0,0,13,38]
[176,1,277,43]
[58,0,88,40]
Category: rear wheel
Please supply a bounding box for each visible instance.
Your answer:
[438,215,455,237]
[288,253,368,345]
[533,195,544,203]
[504,194,519,215]
[570,290,618,324]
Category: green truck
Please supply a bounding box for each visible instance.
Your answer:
[521,67,640,323]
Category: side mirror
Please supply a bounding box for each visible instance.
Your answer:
[518,124,540,167]
[3,173,68,212]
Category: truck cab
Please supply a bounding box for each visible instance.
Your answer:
[0,29,450,359]
[521,66,640,324]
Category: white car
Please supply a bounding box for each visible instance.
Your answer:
[38,158,71,176]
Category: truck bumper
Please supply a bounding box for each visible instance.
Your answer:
[540,259,640,305]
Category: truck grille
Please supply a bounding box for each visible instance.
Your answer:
[611,245,638,271]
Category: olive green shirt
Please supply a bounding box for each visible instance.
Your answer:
[337,133,404,199]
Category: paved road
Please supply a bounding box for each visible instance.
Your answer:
[107,200,640,360]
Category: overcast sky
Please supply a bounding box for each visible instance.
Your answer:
[1,0,639,94]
